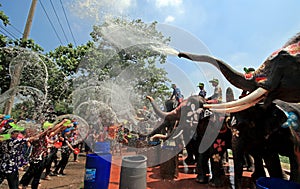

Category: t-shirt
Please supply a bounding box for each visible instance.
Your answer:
[172,88,184,101]
[0,138,28,173]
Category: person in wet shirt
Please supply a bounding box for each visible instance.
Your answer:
[19,119,69,189]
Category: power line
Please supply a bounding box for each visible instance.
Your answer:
[0,29,14,41]
[59,0,77,46]
[0,25,18,40]
[50,0,69,44]
[38,0,63,44]
[9,24,23,36]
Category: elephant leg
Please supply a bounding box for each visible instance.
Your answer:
[185,139,197,165]
[209,149,226,187]
[232,136,245,189]
[243,153,254,171]
[289,155,300,183]
[250,154,266,180]
[263,153,285,179]
[196,149,210,183]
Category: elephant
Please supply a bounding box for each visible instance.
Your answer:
[228,100,300,188]
[177,32,300,112]
[146,95,232,187]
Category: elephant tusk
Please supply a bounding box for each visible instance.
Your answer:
[210,96,264,113]
[204,87,268,109]
[172,129,183,139]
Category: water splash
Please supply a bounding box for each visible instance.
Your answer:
[150,44,179,56]
[54,114,90,142]
[98,19,179,56]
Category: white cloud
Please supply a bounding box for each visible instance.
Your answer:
[154,0,183,8]
[164,15,175,23]
[69,0,136,21]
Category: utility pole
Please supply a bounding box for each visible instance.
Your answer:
[23,0,38,40]
[4,0,38,115]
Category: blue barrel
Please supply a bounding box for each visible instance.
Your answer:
[84,153,112,189]
[94,141,111,154]
[119,155,147,189]
[256,177,300,189]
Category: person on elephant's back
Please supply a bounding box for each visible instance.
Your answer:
[206,78,222,104]
[170,84,184,106]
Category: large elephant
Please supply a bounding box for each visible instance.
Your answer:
[229,101,300,188]
[178,32,300,112]
[146,95,232,187]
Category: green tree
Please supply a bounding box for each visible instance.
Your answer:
[45,42,93,114]
[88,18,171,103]
[0,4,43,95]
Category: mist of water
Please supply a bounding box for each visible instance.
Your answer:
[99,19,179,56]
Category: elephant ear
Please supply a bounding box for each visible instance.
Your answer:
[176,96,206,145]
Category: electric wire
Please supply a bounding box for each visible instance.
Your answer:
[59,0,77,46]
[38,0,63,44]
[0,29,14,41]
[49,0,69,44]
[9,24,23,35]
[0,25,18,40]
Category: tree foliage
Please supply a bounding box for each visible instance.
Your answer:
[88,18,171,102]
[0,15,172,117]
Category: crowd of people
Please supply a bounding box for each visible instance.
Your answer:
[0,115,81,189]
[0,80,224,189]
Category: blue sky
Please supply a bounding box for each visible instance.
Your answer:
[1,0,300,99]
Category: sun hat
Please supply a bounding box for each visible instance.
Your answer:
[197,82,204,87]
[43,121,54,129]
[9,122,25,131]
[3,115,11,120]
[209,78,219,84]
[0,133,11,141]
[63,119,72,127]
[62,127,74,134]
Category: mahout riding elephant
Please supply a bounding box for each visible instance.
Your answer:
[229,101,300,188]
[146,95,232,187]
[178,32,300,112]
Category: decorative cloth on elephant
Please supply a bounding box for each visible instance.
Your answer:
[269,41,300,60]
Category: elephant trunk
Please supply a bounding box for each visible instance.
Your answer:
[178,52,257,92]
[146,96,180,121]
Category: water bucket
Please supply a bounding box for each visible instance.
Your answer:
[256,177,300,189]
[137,146,160,167]
[160,146,179,179]
[84,153,112,189]
[94,141,111,154]
[119,155,147,189]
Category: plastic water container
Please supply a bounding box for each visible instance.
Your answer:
[256,177,300,189]
[160,146,179,179]
[94,141,110,154]
[137,145,160,167]
[119,155,147,189]
[84,153,112,189]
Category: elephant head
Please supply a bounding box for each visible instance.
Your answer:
[146,95,231,153]
[178,32,300,112]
